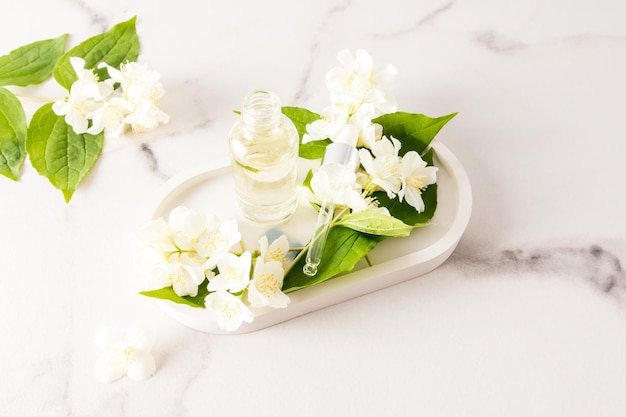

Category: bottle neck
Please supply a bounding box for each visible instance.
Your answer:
[241,90,282,136]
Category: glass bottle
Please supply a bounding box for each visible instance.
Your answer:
[228,90,299,224]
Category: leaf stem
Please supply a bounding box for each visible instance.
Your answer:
[285,247,307,275]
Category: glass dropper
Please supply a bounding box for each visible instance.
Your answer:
[303,142,359,276]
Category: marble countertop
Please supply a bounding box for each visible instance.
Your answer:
[2,0,626,416]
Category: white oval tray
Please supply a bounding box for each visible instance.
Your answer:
[144,142,472,334]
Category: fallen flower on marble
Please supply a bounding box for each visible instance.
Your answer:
[0,16,168,202]
[95,327,156,383]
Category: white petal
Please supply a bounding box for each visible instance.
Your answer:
[263,235,289,264]
[172,273,199,297]
[373,63,397,89]
[336,48,355,71]
[183,210,208,238]
[64,112,89,134]
[258,235,270,259]
[267,291,290,309]
[250,259,290,309]
[95,354,127,383]
[69,57,86,75]
[208,252,251,293]
[220,219,242,249]
[325,67,349,97]
[168,206,191,231]
[52,101,69,116]
[353,49,374,73]
[404,188,425,213]
[205,291,254,332]
[358,148,374,173]
[247,279,267,308]
[183,263,207,286]
[126,352,156,381]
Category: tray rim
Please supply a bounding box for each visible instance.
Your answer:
[143,141,472,334]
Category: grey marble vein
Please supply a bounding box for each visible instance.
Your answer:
[140,143,169,181]
[66,0,109,31]
[292,0,353,104]
[417,1,456,26]
[449,244,626,298]
[474,31,528,54]
[372,1,456,38]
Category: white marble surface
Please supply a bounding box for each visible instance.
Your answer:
[1,0,626,415]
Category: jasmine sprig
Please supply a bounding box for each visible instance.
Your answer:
[0,17,168,201]
[137,205,292,332]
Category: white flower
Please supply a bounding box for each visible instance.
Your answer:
[205,291,254,332]
[52,57,114,134]
[358,136,403,198]
[86,97,134,135]
[136,206,208,256]
[151,257,207,297]
[95,327,156,383]
[122,98,170,134]
[356,122,383,149]
[303,50,395,147]
[258,235,290,267]
[207,251,251,293]
[398,151,438,213]
[302,105,349,144]
[248,258,290,309]
[310,163,366,210]
[303,104,381,147]
[103,61,164,103]
[100,61,169,135]
[195,217,241,267]
[325,49,397,114]
[167,206,208,251]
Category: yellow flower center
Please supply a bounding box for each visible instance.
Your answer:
[168,268,184,285]
[204,231,225,252]
[256,272,280,296]
[218,302,237,319]
[268,247,285,263]
[225,265,241,281]
[407,175,427,194]
[112,346,136,367]
[378,155,398,178]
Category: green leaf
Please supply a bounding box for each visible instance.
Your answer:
[139,279,209,309]
[0,34,67,87]
[302,168,314,190]
[373,111,457,155]
[282,226,379,292]
[300,137,331,160]
[282,106,330,159]
[337,210,414,237]
[372,148,438,226]
[26,103,103,202]
[53,16,139,90]
[0,87,27,180]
